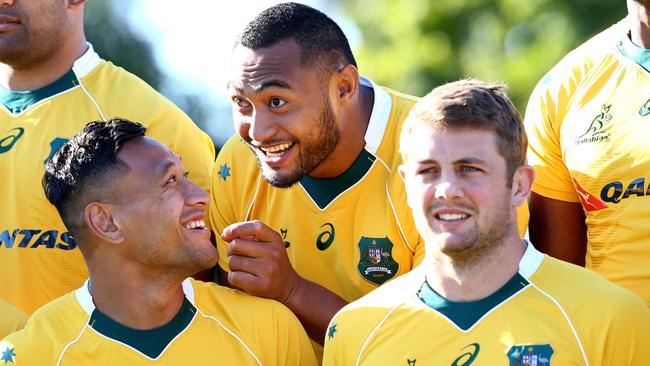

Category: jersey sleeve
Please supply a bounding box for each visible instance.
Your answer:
[524,63,580,203]
[259,301,319,366]
[322,304,378,366]
[144,103,215,193]
[208,136,261,272]
[0,300,27,339]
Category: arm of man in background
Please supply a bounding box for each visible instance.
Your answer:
[528,193,587,265]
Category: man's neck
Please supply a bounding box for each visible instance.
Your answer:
[308,83,374,179]
[425,237,527,302]
[0,36,87,91]
[87,267,187,330]
[629,2,650,48]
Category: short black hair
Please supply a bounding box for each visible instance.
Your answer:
[238,2,356,73]
[42,118,146,239]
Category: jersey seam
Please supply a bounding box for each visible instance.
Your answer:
[354,302,402,366]
[56,317,92,366]
[196,307,263,366]
[528,280,590,366]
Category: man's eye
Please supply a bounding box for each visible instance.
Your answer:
[269,98,286,108]
[166,175,177,185]
[233,97,249,108]
[461,166,481,173]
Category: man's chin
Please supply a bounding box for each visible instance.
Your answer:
[261,167,302,188]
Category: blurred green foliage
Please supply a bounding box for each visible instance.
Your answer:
[344,0,626,109]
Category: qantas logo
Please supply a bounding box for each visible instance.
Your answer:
[0,229,78,250]
[600,177,650,204]
[573,179,608,211]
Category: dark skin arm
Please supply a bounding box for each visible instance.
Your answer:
[218,220,348,345]
[529,192,588,266]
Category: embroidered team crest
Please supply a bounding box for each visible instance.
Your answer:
[507,344,553,365]
[357,237,398,285]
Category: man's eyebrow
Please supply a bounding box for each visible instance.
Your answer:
[454,157,488,165]
[227,79,292,95]
[155,160,176,180]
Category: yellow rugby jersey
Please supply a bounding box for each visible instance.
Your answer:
[0,278,317,366]
[0,299,26,339]
[525,20,650,304]
[0,44,216,315]
[210,78,425,303]
[324,244,650,366]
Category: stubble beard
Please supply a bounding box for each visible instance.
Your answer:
[0,8,66,69]
[260,94,340,188]
[429,198,513,272]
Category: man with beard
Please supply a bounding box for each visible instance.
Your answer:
[208,2,430,350]
[0,0,215,316]
[1,119,317,365]
[323,80,650,366]
[526,0,650,305]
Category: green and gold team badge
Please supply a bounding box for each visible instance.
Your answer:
[507,344,553,365]
[357,237,398,285]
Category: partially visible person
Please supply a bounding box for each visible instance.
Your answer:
[1,119,317,365]
[0,0,215,315]
[324,80,650,365]
[0,299,26,339]
[210,2,530,348]
[525,0,650,305]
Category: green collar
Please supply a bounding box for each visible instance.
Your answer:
[89,297,196,359]
[417,273,529,331]
[300,148,376,209]
[0,69,79,114]
[618,33,650,73]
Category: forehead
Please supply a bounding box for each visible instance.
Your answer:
[228,38,309,92]
[404,124,501,163]
[118,137,179,173]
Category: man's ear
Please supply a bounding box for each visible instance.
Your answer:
[85,203,124,244]
[511,164,535,207]
[332,64,359,105]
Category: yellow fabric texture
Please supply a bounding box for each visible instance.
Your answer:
[525,20,650,304]
[324,247,650,365]
[1,279,317,365]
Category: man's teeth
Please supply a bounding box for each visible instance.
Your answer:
[438,213,467,221]
[261,143,292,154]
[185,220,206,230]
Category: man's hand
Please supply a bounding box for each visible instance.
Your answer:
[221,220,299,303]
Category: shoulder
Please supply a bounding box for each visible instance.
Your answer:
[212,135,260,192]
[0,300,27,338]
[191,280,301,330]
[81,59,192,123]
[530,19,625,99]
[1,293,89,365]
[531,255,649,328]
[331,268,423,330]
